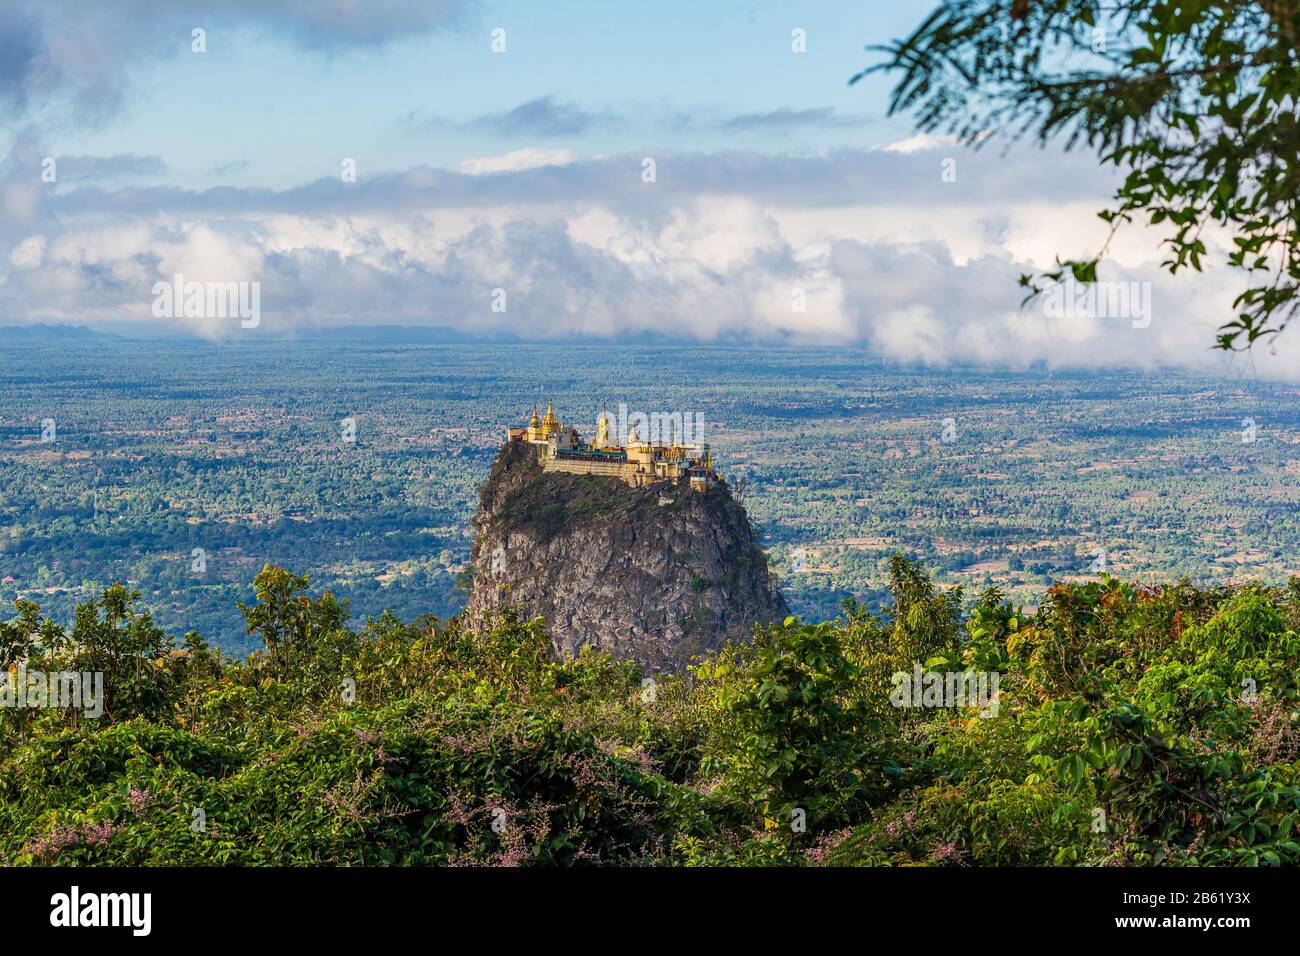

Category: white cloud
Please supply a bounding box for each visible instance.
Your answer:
[9,234,45,268]
[877,132,957,154]
[456,148,577,176]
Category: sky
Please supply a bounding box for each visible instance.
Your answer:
[0,0,1291,376]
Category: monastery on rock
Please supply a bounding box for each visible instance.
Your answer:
[507,402,717,491]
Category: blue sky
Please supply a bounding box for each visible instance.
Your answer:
[0,0,1280,375]
[25,0,930,189]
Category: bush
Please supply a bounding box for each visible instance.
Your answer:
[4,558,1300,866]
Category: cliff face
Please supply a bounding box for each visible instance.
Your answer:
[464,441,788,672]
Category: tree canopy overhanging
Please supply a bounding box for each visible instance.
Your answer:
[857,0,1300,352]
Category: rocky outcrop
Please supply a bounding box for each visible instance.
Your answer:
[464,440,788,672]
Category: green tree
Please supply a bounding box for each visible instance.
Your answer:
[860,0,1300,350]
[70,584,173,720]
[0,600,44,667]
[710,618,886,832]
[238,564,352,689]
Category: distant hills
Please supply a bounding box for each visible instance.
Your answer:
[0,323,125,342]
[0,323,506,345]
[291,324,524,344]
[0,322,813,348]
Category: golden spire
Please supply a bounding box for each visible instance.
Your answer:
[530,403,539,427]
[541,399,560,437]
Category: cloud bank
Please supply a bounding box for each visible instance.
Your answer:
[0,0,1285,376]
[1,133,1280,377]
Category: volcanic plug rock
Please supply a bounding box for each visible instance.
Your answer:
[464,440,788,671]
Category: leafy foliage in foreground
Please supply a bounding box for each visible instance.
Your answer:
[3,557,1300,866]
